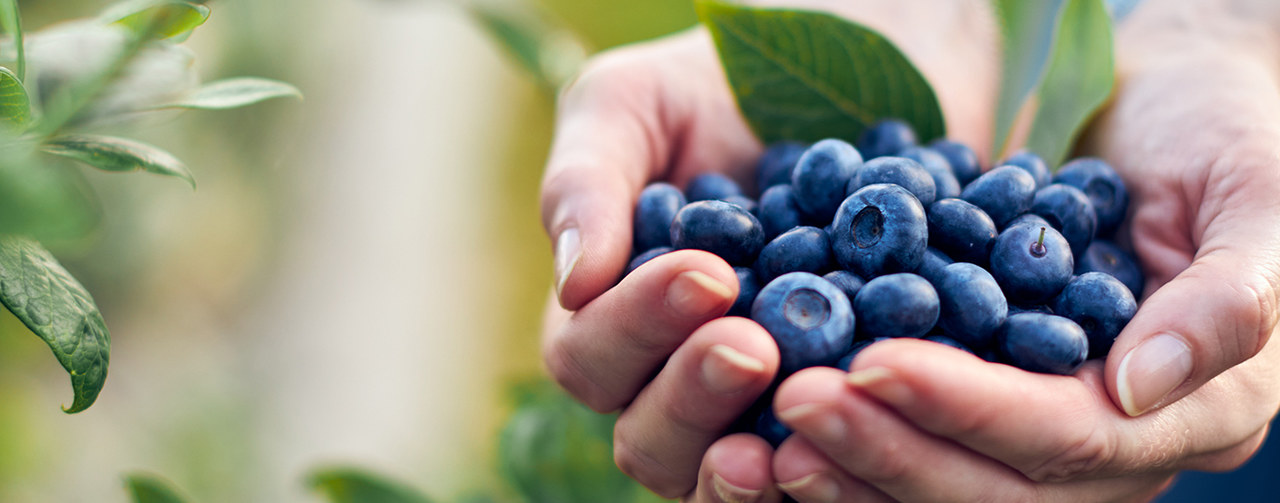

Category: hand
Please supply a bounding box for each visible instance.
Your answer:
[538,1,998,500]
[770,1,1280,501]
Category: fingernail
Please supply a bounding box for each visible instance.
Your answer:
[776,403,845,445]
[848,366,913,407]
[666,270,734,319]
[554,228,581,299]
[777,473,839,503]
[702,345,766,395]
[712,473,762,503]
[1117,333,1193,416]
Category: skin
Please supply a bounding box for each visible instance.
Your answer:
[539,0,1280,501]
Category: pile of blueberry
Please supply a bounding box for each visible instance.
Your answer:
[629,119,1143,444]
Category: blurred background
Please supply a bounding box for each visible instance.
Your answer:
[0,0,695,501]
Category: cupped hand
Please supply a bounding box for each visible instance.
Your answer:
[539,0,997,500]
[772,1,1280,501]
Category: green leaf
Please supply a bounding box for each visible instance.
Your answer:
[465,2,587,90]
[42,135,195,189]
[158,77,301,110]
[697,0,945,144]
[102,0,210,41]
[0,67,31,130]
[0,236,110,413]
[1023,0,1114,167]
[499,380,637,503]
[992,0,1066,157]
[0,0,23,81]
[307,467,435,503]
[124,473,192,503]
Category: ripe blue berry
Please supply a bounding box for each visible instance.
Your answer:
[898,146,961,200]
[961,166,1038,228]
[633,183,686,251]
[1031,184,1098,258]
[1076,239,1144,298]
[754,226,833,282]
[853,273,940,339]
[927,198,998,265]
[823,270,866,301]
[930,139,982,186]
[851,156,938,207]
[1000,150,1052,189]
[857,119,917,159]
[757,184,805,240]
[752,272,855,372]
[990,222,1074,304]
[935,262,1008,349]
[1054,157,1129,237]
[626,246,673,276]
[729,267,762,318]
[756,141,808,193]
[831,183,929,278]
[686,172,743,202]
[1052,272,1137,359]
[792,139,863,223]
[998,313,1088,375]
[670,200,766,266]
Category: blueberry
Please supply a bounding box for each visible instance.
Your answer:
[1000,150,1052,189]
[633,183,686,251]
[792,139,863,223]
[754,226,833,283]
[836,337,890,370]
[857,119,917,159]
[686,172,743,202]
[850,156,937,207]
[1076,239,1144,298]
[670,200,766,266]
[930,139,982,186]
[756,184,805,240]
[998,312,1088,375]
[751,272,856,372]
[927,198,998,265]
[831,183,929,278]
[1052,272,1137,359]
[722,195,758,215]
[961,165,1038,228]
[898,146,961,200]
[750,404,792,447]
[1009,304,1054,315]
[625,246,673,276]
[915,247,953,285]
[1054,157,1129,237]
[989,221,1074,304]
[923,334,976,355]
[729,267,762,318]
[823,270,866,301]
[853,273,939,339]
[756,141,808,194]
[1031,184,1097,258]
[935,263,1008,349]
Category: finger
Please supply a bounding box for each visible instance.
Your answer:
[843,339,1268,483]
[615,317,779,498]
[774,367,1175,502]
[544,250,738,412]
[542,30,757,311]
[772,436,894,503]
[1110,167,1280,416]
[686,433,784,503]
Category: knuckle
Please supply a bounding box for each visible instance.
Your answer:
[613,428,689,499]
[542,338,619,413]
[1025,427,1118,482]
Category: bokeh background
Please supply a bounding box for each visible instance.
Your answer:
[0,0,695,501]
